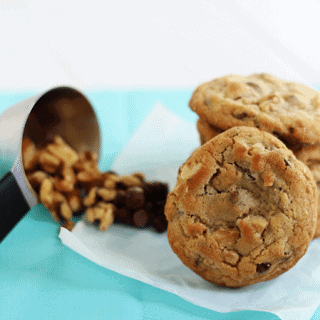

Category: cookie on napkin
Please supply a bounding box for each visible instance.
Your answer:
[165,127,317,288]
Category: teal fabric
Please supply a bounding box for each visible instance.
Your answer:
[0,90,319,320]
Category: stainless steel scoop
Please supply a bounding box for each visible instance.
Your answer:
[0,87,100,242]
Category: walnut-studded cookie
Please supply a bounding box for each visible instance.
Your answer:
[165,127,317,288]
[190,73,320,145]
[294,148,320,238]
[196,117,320,179]
[196,117,221,145]
[196,117,320,239]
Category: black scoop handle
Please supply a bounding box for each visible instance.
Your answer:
[0,172,30,242]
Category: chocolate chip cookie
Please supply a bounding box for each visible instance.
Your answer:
[190,73,320,145]
[196,117,320,239]
[165,127,317,288]
[196,117,221,145]
[294,148,320,237]
[287,151,320,239]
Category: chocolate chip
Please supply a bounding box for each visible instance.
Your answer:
[143,202,153,213]
[151,207,168,233]
[114,207,132,225]
[256,263,271,273]
[195,257,201,266]
[246,82,261,93]
[115,207,128,219]
[133,209,149,228]
[93,219,100,227]
[114,190,127,207]
[153,200,166,212]
[116,181,127,190]
[126,186,145,209]
[152,215,168,233]
[143,182,168,203]
[72,209,85,217]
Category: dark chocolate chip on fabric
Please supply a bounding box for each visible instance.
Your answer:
[143,182,169,202]
[152,215,168,233]
[151,208,168,233]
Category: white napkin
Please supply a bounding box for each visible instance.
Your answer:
[59,103,320,320]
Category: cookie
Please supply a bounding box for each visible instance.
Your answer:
[165,127,317,288]
[196,118,221,145]
[190,73,320,145]
[196,119,320,239]
[316,187,320,238]
[310,164,320,184]
[196,118,320,181]
[292,144,320,167]
[307,165,320,238]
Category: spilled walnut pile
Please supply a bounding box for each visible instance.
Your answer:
[22,136,168,232]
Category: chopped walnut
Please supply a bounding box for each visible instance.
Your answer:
[22,135,169,233]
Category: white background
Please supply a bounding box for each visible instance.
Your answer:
[1,0,320,90]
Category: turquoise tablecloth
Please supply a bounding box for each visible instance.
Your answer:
[0,89,319,320]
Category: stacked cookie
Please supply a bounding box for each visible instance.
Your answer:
[189,73,320,238]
